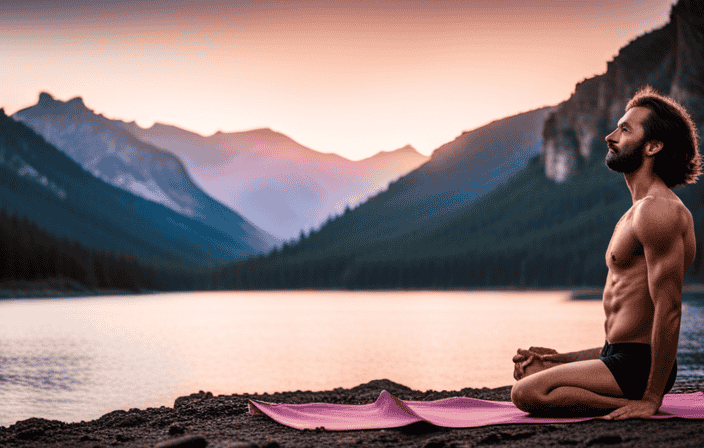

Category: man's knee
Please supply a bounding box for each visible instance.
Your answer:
[511,380,545,413]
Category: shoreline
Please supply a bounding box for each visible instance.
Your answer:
[2,280,704,301]
[2,380,703,447]
[0,277,150,299]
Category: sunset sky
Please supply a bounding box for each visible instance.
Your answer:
[1,0,675,160]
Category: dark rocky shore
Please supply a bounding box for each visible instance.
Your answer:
[2,379,704,448]
[0,278,145,299]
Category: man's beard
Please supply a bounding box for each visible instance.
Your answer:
[605,138,646,173]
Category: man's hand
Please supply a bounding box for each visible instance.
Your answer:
[513,347,561,380]
[604,399,660,420]
[513,347,559,363]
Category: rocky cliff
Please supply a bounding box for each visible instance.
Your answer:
[542,0,704,183]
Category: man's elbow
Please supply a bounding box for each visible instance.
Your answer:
[668,301,682,325]
[655,297,682,330]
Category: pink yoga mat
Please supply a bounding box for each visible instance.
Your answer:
[248,390,704,431]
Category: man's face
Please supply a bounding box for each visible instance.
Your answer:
[604,107,650,174]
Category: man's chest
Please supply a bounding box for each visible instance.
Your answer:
[606,211,644,270]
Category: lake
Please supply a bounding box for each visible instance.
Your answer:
[1,290,703,426]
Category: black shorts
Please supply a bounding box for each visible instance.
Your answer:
[600,341,677,400]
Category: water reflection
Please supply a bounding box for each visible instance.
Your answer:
[1,290,701,426]
[0,354,89,390]
[679,294,704,384]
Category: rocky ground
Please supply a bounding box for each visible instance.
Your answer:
[1,379,704,448]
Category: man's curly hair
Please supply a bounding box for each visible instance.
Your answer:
[626,86,702,188]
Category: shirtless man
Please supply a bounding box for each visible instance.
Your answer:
[511,86,701,420]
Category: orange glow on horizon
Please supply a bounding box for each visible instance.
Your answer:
[0,0,675,160]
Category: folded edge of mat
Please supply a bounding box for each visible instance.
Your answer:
[248,390,704,431]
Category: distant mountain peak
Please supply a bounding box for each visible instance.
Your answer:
[219,127,277,138]
[206,127,310,151]
[36,92,88,114]
[38,92,60,108]
[67,96,86,108]
[365,144,425,161]
[206,127,271,137]
[146,122,187,134]
[396,144,419,153]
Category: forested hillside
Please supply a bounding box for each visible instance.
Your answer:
[212,126,704,290]
[0,209,209,294]
[1,110,223,293]
[211,1,704,290]
[13,93,274,252]
[0,109,261,266]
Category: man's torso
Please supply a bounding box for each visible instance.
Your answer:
[602,194,695,344]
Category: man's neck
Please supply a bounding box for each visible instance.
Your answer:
[623,169,668,203]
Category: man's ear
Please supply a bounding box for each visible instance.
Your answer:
[645,140,664,157]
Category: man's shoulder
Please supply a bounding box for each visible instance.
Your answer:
[632,195,691,243]
[634,194,688,215]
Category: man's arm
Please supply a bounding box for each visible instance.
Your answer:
[513,346,602,379]
[513,346,602,364]
[607,198,684,420]
[540,347,603,363]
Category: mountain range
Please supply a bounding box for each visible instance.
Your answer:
[214,0,704,288]
[0,109,265,267]
[2,90,555,286]
[7,0,702,291]
[118,121,429,240]
[319,105,555,254]
[8,89,545,276]
[14,94,429,241]
[12,94,275,252]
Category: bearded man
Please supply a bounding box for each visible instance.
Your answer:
[511,86,701,419]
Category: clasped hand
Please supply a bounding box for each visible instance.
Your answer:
[512,346,562,380]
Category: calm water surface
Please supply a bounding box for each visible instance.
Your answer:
[1,290,702,426]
